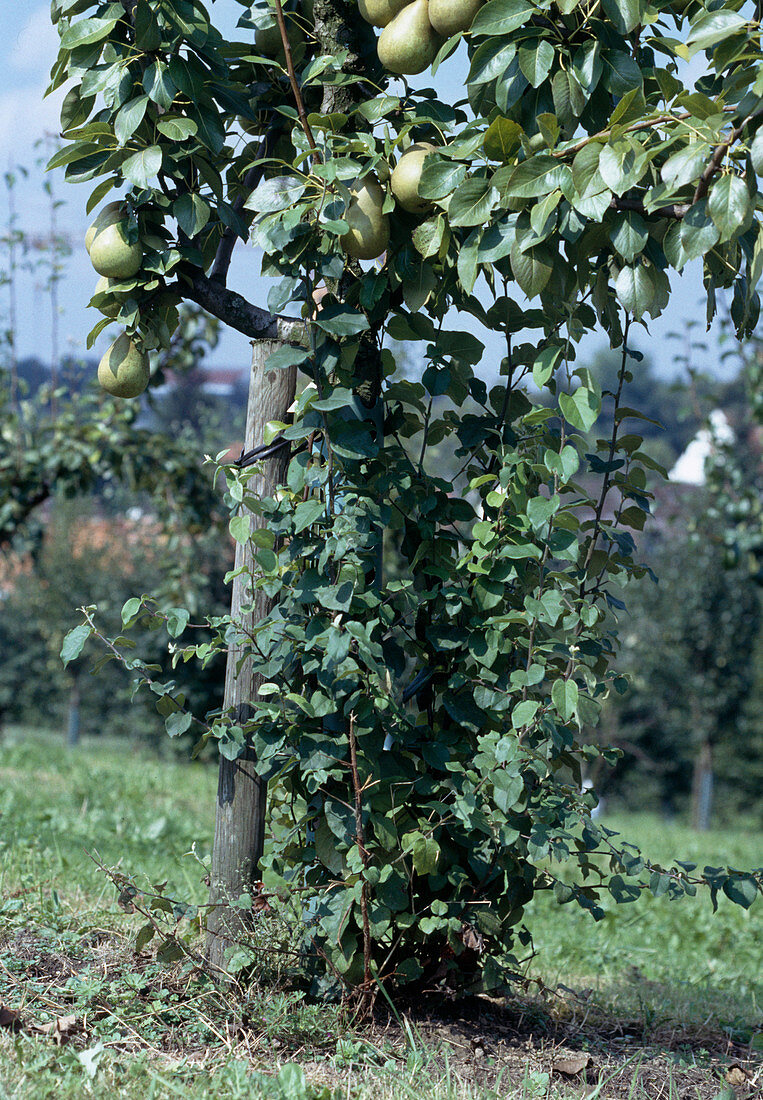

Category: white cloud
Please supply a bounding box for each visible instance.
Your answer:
[10,7,60,75]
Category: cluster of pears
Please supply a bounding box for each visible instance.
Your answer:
[360,0,483,75]
[341,142,438,260]
[86,202,149,399]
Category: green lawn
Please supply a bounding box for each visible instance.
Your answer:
[0,727,760,1099]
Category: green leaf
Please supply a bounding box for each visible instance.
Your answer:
[121,145,162,190]
[142,61,177,110]
[661,143,709,191]
[687,10,748,54]
[447,178,498,226]
[134,0,162,49]
[751,130,763,176]
[246,175,307,213]
[559,385,601,431]
[722,875,758,908]
[526,493,559,531]
[156,116,198,142]
[504,156,571,199]
[517,39,554,87]
[601,0,646,36]
[610,212,649,263]
[266,345,311,370]
[315,816,344,874]
[552,678,578,721]
[552,69,586,124]
[471,0,536,36]
[294,499,326,533]
[456,228,480,293]
[60,14,121,49]
[314,304,369,336]
[707,174,751,242]
[608,875,641,903]
[483,117,522,162]
[467,40,516,85]
[412,837,440,876]
[419,159,467,201]
[532,344,563,387]
[61,624,91,666]
[114,95,149,146]
[598,140,647,195]
[165,712,193,738]
[512,700,540,729]
[613,263,656,319]
[121,597,141,625]
[165,608,190,638]
[135,923,155,953]
[413,215,445,258]
[229,515,251,543]
[156,938,185,963]
[510,242,553,297]
[174,193,211,237]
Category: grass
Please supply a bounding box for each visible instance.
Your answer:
[0,725,761,1099]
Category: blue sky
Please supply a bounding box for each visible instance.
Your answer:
[0,3,732,380]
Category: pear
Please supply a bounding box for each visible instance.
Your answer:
[341,175,390,260]
[428,0,483,37]
[97,333,150,398]
[358,0,411,27]
[390,142,437,213]
[89,221,143,279]
[85,201,124,253]
[92,276,122,318]
[377,0,443,75]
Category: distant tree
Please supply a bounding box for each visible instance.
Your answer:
[0,497,231,746]
[601,511,760,825]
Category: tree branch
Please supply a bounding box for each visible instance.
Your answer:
[273,0,320,158]
[169,272,308,344]
[210,118,285,286]
[692,110,762,204]
[611,197,690,220]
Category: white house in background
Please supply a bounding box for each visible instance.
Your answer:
[668,409,735,486]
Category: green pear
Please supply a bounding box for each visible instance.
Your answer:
[85,201,124,253]
[358,0,411,28]
[92,276,122,318]
[98,333,150,398]
[89,221,143,279]
[377,0,442,75]
[390,142,437,213]
[427,0,483,36]
[341,175,390,260]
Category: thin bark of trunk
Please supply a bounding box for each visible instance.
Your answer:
[206,338,296,973]
[691,740,714,832]
[67,677,80,747]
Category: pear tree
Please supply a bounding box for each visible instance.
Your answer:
[54,0,763,993]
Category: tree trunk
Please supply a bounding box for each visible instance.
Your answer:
[66,676,80,747]
[206,338,296,973]
[691,740,714,832]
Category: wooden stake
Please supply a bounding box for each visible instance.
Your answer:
[206,338,296,973]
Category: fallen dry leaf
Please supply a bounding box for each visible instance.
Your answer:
[726,1064,750,1088]
[0,1005,23,1032]
[33,1015,80,1045]
[460,923,484,954]
[553,1051,591,1076]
